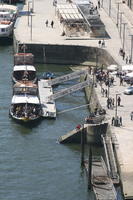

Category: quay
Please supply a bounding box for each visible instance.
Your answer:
[13,0,133,199]
[95,75,133,199]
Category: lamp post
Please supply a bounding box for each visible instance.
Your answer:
[122,23,127,51]
[30,14,34,41]
[28,1,32,26]
[119,12,124,38]
[116,2,121,27]
[130,34,133,63]
[108,72,110,99]
[109,0,111,17]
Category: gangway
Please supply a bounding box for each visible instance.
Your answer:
[101,135,119,184]
[47,69,89,86]
[47,79,92,101]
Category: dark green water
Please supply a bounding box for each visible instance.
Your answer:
[0,45,123,200]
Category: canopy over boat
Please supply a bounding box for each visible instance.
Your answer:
[0,4,17,13]
[11,95,40,104]
[13,65,36,72]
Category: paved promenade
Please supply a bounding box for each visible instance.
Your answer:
[95,76,133,199]
[15,0,130,65]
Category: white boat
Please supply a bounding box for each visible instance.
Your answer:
[0,5,17,38]
[12,65,37,84]
[10,94,42,122]
[10,81,42,123]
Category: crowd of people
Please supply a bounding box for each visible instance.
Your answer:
[11,104,42,119]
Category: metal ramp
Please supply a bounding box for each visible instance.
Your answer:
[101,135,119,184]
[47,79,91,101]
[46,69,89,86]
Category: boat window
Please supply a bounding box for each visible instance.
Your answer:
[1,28,5,32]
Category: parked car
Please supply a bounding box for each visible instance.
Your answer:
[124,86,133,95]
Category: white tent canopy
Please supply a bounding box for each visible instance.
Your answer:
[107,64,118,71]
[121,65,133,71]
[125,72,133,77]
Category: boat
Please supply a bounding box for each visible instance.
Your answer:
[9,82,42,123]
[12,65,37,84]
[0,4,17,38]
[12,53,37,84]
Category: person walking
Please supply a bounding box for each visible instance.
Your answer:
[117,96,121,106]
[51,20,54,28]
[130,112,133,120]
[98,40,101,47]
[98,0,100,8]
[45,20,48,27]
[119,116,122,126]
[126,56,128,64]
[122,51,125,60]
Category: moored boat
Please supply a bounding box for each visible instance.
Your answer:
[10,81,42,123]
[0,4,17,38]
[12,65,37,84]
[10,94,42,122]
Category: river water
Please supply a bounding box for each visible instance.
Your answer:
[0,44,124,200]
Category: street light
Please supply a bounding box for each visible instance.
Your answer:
[116,2,121,27]
[109,0,111,17]
[28,1,32,26]
[119,12,124,38]
[122,23,127,51]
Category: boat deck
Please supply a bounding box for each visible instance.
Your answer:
[38,79,56,118]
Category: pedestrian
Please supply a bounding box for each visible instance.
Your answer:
[130,112,133,120]
[112,98,115,108]
[126,56,128,64]
[98,0,100,8]
[98,40,101,47]
[122,51,125,60]
[129,57,132,64]
[120,76,123,86]
[101,39,105,48]
[105,89,108,97]
[51,20,54,28]
[117,96,121,106]
[119,116,122,126]
[119,48,123,56]
[111,116,115,125]
[101,88,105,96]
[45,20,48,27]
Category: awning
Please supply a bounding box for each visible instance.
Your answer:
[13,65,36,72]
[11,95,40,104]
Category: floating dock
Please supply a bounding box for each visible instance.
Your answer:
[38,79,56,118]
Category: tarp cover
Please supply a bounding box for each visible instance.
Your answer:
[11,95,40,104]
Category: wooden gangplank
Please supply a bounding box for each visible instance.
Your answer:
[48,79,91,101]
[84,157,117,200]
[47,69,88,86]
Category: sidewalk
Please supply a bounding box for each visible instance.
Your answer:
[15,0,130,66]
[95,75,133,199]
